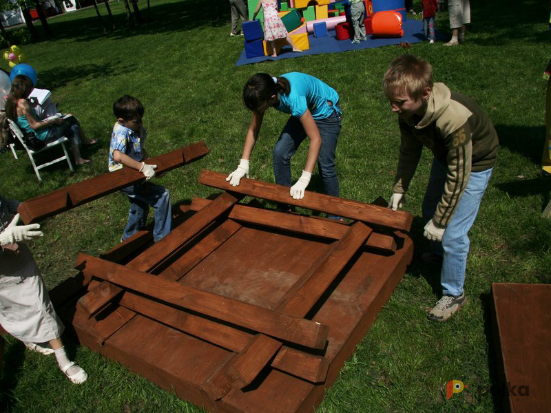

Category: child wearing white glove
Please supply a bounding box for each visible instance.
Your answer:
[228,72,342,216]
[108,95,171,242]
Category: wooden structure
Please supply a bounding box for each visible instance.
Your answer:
[491,283,551,412]
[54,170,414,412]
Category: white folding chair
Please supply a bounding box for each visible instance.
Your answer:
[7,119,74,182]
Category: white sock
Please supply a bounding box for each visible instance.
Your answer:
[54,346,79,375]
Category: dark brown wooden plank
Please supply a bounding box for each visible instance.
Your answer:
[159,219,242,282]
[120,292,253,353]
[492,283,551,413]
[277,222,372,316]
[272,346,329,383]
[126,191,241,273]
[199,170,413,231]
[18,142,209,224]
[93,306,136,345]
[76,281,123,318]
[76,254,329,349]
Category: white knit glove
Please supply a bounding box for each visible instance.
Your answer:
[388,193,405,211]
[423,219,445,242]
[0,213,43,246]
[139,162,157,180]
[290,171,312,200]
[226,159,249,186]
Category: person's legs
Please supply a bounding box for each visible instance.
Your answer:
[285,35,302,52]
[271,40,278,57]
[314,110,341,199]
[446,0,461,45]
[423,18,429,40]
[428,16,435,42]
[49,337,87,384]
[236,0,248,23]
[350,2,362,43]
[440,168,493,297]
[120,185,149,242]
[273,117,307,187]
[229,0,239,35]
[46,120,90,165]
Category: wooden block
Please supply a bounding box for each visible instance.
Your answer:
[272,347,329,383]
[17,142,210,224]
[492,283,551,412]
[160,219,242,282]
[77,281,123,318]
[120,292,252,353]
[199,170,413,231]
[126,191,242,273]
[75,254,329,349]
[93,306,136,344]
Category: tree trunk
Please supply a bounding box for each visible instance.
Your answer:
[92,0,107,33]
[103,0,115,30]
[33,0,52,36]
[21,7,39,41]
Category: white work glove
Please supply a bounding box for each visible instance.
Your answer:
[0,213,43,246]
[388,193,405,211]
[290,170,312,200]
[423,219,445,242]
[226,159,249,186]
[139,162,157,181]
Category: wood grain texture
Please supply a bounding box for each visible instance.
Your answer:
[18,142,209,224]
[76,254,329,349]
[76,281,123,318]
[199,170,413,231]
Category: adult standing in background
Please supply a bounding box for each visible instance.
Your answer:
[229,0,249,36]
[445,0,470,46]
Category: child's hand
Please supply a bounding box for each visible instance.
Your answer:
[226,159,249,186]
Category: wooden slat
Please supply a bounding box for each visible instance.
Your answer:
[159,219,242,282]
[126,191,241,273]
[199,170,413,231]
[76,281,123,318]
[93,306,136,345]
[18,142,210,224]
[272,347,329,383]
[76,254,329,349]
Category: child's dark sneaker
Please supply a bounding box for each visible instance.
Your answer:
[427,293,466,322]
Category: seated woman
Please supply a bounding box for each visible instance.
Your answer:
[5,75,96,165]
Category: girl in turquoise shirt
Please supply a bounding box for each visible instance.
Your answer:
[227,72,342,213]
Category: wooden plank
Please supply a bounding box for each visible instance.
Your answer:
[93,306,136,345]
[492,283,551,412]
[75,254,329,349]
[199,170,413,231]
[159,219,242,282]
[126,191,241,273]
[120,292,253,353]
[277,222,372,316]
[227,203,396,253]
[272,347,329,383]
[18,142,210,224]
[76,281,123,318]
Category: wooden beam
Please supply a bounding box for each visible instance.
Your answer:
[75,254,329,349]
[76,281,123,319]
[199,170,413,231]
[18,142,210,224]
[126,191,241,273]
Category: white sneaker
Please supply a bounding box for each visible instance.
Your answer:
[430,39,435,44]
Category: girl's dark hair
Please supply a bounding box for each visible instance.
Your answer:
[243,73,290,112]
[113,95,145,120]
[5,75,34,121]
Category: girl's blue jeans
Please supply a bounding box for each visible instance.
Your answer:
[423,16,435,41]
[120,182,172,242]
[273,109,342,198]
[422,159,493,297]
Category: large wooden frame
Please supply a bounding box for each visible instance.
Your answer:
[58,170,414,413]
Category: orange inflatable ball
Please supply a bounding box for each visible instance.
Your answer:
[371,10,403,37]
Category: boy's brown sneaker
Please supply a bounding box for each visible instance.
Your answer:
[427,293,466,322]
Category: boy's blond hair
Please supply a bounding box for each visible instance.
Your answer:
[383,55,433,99]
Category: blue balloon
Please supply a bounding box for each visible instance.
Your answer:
[10,64,37,86]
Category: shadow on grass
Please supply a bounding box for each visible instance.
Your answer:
[0,339,26,412]
[495,124,547,167]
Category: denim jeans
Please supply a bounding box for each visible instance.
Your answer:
[45,116,81,146]
[422,159,493,297]
[120,182,172,242]
[423,16,435,41]
[273,108,342,198]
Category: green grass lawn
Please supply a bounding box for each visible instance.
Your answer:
[0,0,550,411]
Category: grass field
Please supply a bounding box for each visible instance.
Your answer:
[0,0,549,411]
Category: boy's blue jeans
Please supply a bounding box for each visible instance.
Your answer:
[273,109,342,198]
[120,182,172,242]
[422,159,493,297]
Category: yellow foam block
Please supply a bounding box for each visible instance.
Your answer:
[317,0,331,4]
[293,0,310,8]
[316,4,328,19]
[263,38,286,56]
[278,10,289,18]
[290,32,310,51]
[263,28,310,55]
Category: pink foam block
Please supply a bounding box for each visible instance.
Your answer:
[291,24,308,34]
[306,15,346,32]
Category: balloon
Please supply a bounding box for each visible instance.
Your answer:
[0,71,10,111]
[8,53,17,62]
[2,51,8,61]
[8,61,17,68]
[9,45,20,55]
[9,63,37,86]
[18,53,26,63]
